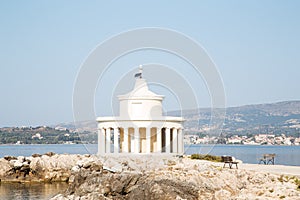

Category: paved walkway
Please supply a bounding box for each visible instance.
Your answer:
[239,163,300,176]
[211,161,300,176]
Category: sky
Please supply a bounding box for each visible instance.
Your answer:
[0,1,300,127]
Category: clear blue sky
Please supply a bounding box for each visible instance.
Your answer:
[0,1,299,127]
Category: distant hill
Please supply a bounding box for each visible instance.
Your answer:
[0,126,82,144]
[56,101,300,137]
[180,100,300,136]
[227,101,300,116]
[1,101,298,144]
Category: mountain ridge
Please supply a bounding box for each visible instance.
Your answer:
[54,100,300,137]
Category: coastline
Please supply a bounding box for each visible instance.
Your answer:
[0,153,299,199]
[1,144,299,166]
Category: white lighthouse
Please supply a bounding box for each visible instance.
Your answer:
[96,66,184,154]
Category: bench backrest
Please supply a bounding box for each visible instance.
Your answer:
[221,156,233,162]
[263,154,276,158]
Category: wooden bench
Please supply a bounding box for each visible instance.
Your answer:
[259,154,275,165]
[221,156,238,169]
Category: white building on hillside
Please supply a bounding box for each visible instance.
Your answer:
[97,66,184,155]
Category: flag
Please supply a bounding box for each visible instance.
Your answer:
[134,72,142,78]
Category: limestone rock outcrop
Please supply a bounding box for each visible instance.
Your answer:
[51,156,300,200]
[1,154,299,199]
[0,153,101,182]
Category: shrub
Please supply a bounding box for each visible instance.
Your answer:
[294,178,300,190]
[190,154,201,159]
[190,154,222,162]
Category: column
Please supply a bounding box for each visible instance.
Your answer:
[114,127,119,153]
[134,128,140,153]
[146,128,151,153]
[123,127,129,153]
[178,128,183,154]
[130,130,135,153]
[98,128,105,155]
[106,128,111,153]
[172,128,178,153]
[156,128,162,153]
[165,128,171,153]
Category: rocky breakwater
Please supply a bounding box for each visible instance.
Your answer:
[0,153,102,183]
[52,155,300,200]
[1,153,299,199]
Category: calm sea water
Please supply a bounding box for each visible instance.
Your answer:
[185,144,300,166]
[0,182,68,200]
[0,144,299,166]
[0,144,299,199]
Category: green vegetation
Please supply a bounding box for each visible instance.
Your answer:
[277,175,300,190]
[0,126,97,144]
[190,154,222,162]
[294,178,300,190]
[278,175,288,183]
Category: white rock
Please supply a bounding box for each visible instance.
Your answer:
[17,156,25,162]
[9,160,17,166]
[50,194,68,200]
[25,156,33,161]
[76,160,84,168]
[214,189,231,200]
[71,166,80,172]
[14,160,24,169]
[0,159,13,176]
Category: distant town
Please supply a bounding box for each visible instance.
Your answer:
[0,125,299,146]
[184,133,300,146]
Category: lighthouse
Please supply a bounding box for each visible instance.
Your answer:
[97,66,184,154]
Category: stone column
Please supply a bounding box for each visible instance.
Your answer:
[146,128,151,153]
[172,128,178,153]
[123,127,129,153]
[134,128,140,153]
[165,128,171,153]
[98,128,105,155]
[114,127,119,153]
[156,128,162,153]
[178,128,183,154]
[106,128,111,153]
[130,129,135,153]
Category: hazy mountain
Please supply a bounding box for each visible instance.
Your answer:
[56,101,300,137]
[181,101,300,136]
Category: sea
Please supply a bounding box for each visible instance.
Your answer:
[0,144,299,199]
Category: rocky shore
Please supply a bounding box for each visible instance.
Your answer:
[0,153,299,199]
[0,152,94,182]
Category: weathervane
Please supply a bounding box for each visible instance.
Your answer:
[134,65,143,79]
